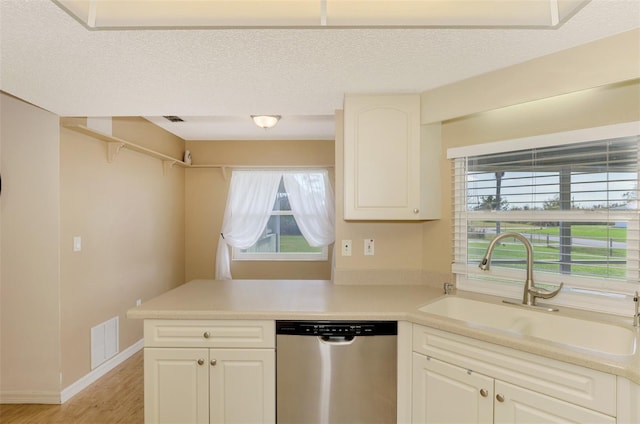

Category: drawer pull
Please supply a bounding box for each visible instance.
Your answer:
[496,394,505,403]
[197,359,205,366]
[203,331,211,339]
[480,389,488,398]
[211,359,217,366]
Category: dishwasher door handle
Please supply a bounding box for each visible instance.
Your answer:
[319,335,356,345]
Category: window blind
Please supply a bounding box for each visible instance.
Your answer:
[452,131,640,312]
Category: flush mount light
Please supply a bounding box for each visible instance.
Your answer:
[251,115,281,129]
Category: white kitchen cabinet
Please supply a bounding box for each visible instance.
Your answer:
[412,354,493,423]
[145,348,209,424]
[411,324,617,424]
[617,377,640,423]
[143,320,275,424]
[209,349,275,424]
[343,94,440,220]
[494,380,614,423]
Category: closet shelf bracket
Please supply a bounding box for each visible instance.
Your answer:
[64,124,188,175]
[107,142,126,163]
[163,160,178,176]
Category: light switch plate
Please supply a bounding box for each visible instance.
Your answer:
[364,238,375,256]
[73,236,82,252]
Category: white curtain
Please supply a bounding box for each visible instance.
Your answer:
[215,170,282,280]
[215,169,335,280]
[282,170,335,247]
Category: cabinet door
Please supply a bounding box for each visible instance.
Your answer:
[494,381,615,424]
[344,94,424,220]
[144,348,209,424]
[412,353,493,424]
[210,349,275,424]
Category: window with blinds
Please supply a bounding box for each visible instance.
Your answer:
[449,123,640,315]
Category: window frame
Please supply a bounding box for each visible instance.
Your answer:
[232,173,330,262]
[448,122,640,316]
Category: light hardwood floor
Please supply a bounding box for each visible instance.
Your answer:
[0,351,143,424]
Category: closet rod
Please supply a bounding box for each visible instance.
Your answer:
[190,164,334,180]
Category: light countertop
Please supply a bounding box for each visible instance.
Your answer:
[128,279,640,384]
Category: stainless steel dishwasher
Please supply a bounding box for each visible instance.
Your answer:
[276,320,397,424]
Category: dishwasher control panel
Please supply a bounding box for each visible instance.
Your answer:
[276,320,397,336]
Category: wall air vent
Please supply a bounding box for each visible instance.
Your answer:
[163,116,184,122]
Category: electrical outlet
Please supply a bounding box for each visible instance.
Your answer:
[364,238,375,256]
[341,240,352,256]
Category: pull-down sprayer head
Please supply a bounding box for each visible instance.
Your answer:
[478,257,490,271]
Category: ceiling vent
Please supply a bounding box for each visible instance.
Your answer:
[163,116,184,122]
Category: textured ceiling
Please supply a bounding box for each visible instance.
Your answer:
[1,0,639,140]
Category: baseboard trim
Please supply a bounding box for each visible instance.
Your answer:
[60,338,144,404]
[0,390,61,404]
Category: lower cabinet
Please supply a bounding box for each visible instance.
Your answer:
[411,324,617,424]
[145,348,275,424]
[493,380,614,423]
[412,354,614,423]
[143,320,275,424]
[412,354,492,423]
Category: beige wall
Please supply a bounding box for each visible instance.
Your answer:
[59,117,185,387]
[184,139,335,280]
[1,93,62,401]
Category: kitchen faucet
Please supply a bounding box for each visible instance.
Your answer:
[479,232,563,307]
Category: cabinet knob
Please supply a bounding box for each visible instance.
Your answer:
[210,359,217,366]
[203,331,211,339]
[413,208,420,214]
[479,389,488,398]
[197,359,205,366]
[496,394,505,403]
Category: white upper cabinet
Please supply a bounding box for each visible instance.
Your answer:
[343,94,441,220]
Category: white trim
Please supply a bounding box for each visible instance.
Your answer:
[0,337,142,405]
[549,0,560,26]
[233,248,329,261]
[60,338,143,404]
[0,390,61,405]
[447,121,640,159]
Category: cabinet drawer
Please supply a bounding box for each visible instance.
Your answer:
[412,324,616,416]
[144,320,275,348]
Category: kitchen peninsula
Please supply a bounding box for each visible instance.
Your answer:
[128,279,640,423]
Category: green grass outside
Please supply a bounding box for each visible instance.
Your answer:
[471,222,627,241]
[527,226,626,242]
[279,235,323,253]
[469,236,627,278]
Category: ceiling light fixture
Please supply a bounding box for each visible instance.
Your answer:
[251,115,281,129]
